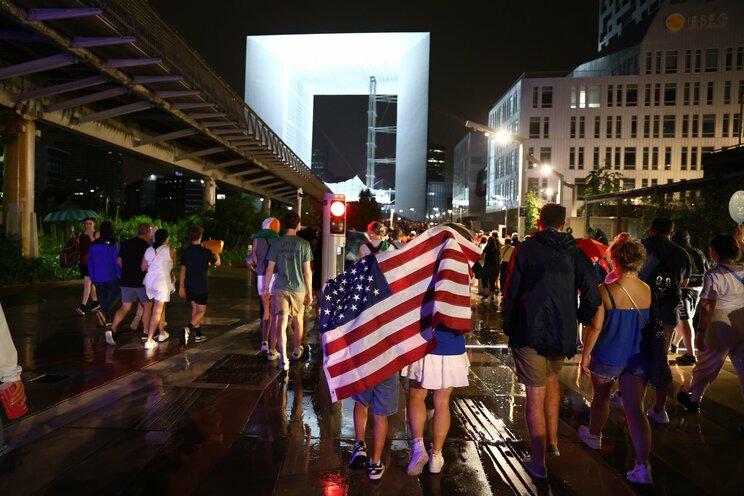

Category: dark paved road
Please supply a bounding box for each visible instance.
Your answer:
[0,269,742,495]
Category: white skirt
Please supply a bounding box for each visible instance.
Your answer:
[402,352,470,390]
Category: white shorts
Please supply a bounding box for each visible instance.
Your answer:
[257,274,276,295]
[402,352,470,390]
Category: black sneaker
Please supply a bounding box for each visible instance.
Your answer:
[75,304,87,315]
[670,344,677,354]
[194,335,207,343]
[675,354,697,365]
[87,301,100,312]
[368,459,385,480]
[349,441,368,470]
[677,391,700,413]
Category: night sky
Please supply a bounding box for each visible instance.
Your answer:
[147,0,598,183]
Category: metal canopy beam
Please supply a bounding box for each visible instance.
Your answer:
[154,90,200,98]
[15,75,108,101]
[134,128,198,147]
[232,170,266,179]
[0,52,76,80]
[46,86,128,112]
[203,159,249,171]
[187,112,227,119]
[27,8,102,21]
[172,102,213,110]
[76,101,153,124]
[105,58,162,68]
[212,129,247,136]
[200,121,235,128]
[175,146,226,161]
[71,36,136,48]
[132,75,184,84]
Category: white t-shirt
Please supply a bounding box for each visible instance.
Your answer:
[700,263,744,310]
[359,239,393,258]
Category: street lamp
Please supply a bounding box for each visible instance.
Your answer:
[466,120,528,238]
[539,164,577,213]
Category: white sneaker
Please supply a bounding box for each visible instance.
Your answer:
[267,350,279,361]
[578,425,601,449]
[627,461,653,484]
[104,330,116,346]
[428,445,444,474]
[646,408,669,424]
[144,340,158,350]
[406,441,429,476]
[277,359,289,372]
[157,331,170,343]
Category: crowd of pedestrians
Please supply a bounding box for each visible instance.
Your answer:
[71,220,220,350]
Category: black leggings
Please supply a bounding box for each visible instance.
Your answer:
[484,266,500,292]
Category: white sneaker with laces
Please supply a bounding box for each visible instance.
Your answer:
[428,445,444,474]
[578,425,601,449]
[157,330,170,343]
[627,461,653,484]
[407,441,429,476]
[646,407,669,424]
[104,330,116,346]
[144,340,158,350]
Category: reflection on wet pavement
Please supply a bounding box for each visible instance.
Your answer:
[0,274,742,494]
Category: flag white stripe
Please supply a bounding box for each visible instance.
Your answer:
[330,329,433,389]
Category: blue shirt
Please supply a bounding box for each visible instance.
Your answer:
[431,325,466,356]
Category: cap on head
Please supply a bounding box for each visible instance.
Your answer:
[262,217,280,233]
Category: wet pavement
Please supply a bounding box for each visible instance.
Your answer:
[0,270,743,495]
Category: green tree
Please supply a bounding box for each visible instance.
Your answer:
[347,189,382,231]
[525,190,543,235]
[585,164,625,195]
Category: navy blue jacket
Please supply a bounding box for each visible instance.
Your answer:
[502,229,601,357]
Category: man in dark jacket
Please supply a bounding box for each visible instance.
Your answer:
[502,203,601,479]
[639,218,690,424]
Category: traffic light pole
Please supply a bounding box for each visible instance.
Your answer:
[321,192,346,287]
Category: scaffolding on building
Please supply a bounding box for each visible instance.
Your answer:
[366,76,397,190]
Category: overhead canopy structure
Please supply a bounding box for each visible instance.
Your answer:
[245,32,430,219]
[0,0,328,204]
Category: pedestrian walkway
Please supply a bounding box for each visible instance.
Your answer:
[0,272,742,495]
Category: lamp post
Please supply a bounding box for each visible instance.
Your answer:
[465,120,528,238]
[539,164,577,215]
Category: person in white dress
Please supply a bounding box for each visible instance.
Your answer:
[142,229,176,350]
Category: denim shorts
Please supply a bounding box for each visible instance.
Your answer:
[352,372,400,417]
[590,357,649,380]
[121,286,150,304]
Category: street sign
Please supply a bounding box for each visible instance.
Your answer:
[519,207,527,217]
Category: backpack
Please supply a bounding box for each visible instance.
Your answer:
[642,253,680,308]
[254,237,274,275]
[59,237,80,268]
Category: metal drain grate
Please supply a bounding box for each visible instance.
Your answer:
[195,354,268,385]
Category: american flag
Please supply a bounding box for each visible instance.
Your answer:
[320,226,481,402]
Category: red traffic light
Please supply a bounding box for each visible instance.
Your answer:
[330,200,346,217]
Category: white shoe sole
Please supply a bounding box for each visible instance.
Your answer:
[407,451,429,476]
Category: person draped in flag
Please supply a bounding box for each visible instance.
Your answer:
[348,220,397,480]
[404,222,476,477]
[502,203,601,480]
[320,223,480,480]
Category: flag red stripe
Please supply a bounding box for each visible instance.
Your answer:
[389,263,470,293]
[378,230,479,273]
[333,340,437,400]
[324,290,471,356]
[327,316,433,376]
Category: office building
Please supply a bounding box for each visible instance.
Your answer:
[486,0,744,220]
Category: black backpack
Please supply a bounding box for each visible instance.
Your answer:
[59,237,80,268]
[643,254,680,308]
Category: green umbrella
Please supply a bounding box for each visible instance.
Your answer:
[42,209,100,223]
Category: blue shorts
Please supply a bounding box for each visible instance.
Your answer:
[352,372,400,417]
[590,357,649,380]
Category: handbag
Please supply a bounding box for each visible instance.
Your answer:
[616,283,672,389]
